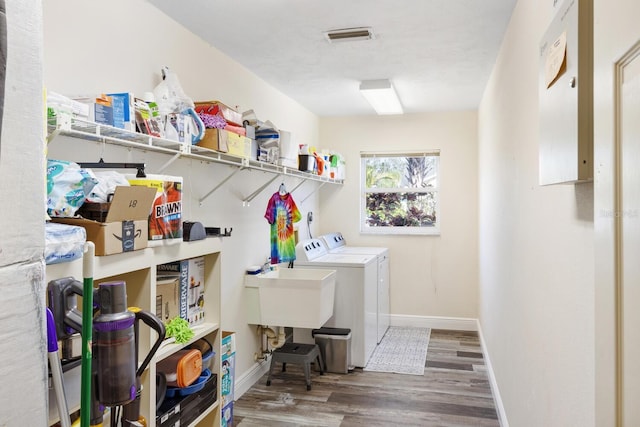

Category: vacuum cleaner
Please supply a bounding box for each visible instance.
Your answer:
[48,277,166,427]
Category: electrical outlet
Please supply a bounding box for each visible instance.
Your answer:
[307,212,313,223]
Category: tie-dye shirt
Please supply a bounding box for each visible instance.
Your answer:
[264,192,301,264]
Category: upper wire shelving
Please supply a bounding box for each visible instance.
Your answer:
[47,117,343,204]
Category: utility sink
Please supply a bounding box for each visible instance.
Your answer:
[245,268,336,328]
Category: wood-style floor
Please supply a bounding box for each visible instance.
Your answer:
[234,329,500,427]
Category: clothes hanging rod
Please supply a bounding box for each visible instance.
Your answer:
[77,160,146,177]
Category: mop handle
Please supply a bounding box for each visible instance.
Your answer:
[47,308,71,427]
[80,242,95,427]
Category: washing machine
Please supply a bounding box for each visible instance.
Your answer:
[295,238,378,368]
[320,232,390,343]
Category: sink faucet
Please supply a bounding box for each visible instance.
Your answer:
[262,258,271,274]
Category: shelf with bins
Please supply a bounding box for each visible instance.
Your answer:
[46,238,223,427]
[47,117,343,204]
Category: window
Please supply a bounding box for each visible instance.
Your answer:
[360,151,440,235]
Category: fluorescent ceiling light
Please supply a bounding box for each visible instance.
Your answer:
[359,79,403,115]
[324,27,375,43]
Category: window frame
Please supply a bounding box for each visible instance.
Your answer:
[360,150,441,236]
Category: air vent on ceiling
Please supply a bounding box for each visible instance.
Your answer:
[324,27,374,43]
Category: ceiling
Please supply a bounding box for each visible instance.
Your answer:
[148,0,517,117]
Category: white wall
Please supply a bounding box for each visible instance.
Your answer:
[43,0,322,380]
[478,0,595,426]
[0,0,47,425]
[319,112,479,318]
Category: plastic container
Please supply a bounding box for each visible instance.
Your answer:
[165,369,211,398]
[188,338,216,373]
[157,349,202,388]
[312,327,352,374]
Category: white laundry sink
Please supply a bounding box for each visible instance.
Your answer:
[245,268,336,328]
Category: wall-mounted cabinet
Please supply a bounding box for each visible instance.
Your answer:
[46,239,222,427]
[538,0,593,185]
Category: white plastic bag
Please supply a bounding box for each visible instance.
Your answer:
[153,66,194,116]
[86,170,131,203]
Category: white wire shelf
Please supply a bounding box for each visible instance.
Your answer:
[47,117,344,186]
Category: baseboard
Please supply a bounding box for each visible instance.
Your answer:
[476,319,509,427]
[234,357,271,400]
[389,314,478,331]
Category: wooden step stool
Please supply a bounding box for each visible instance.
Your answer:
[266,342,324,390]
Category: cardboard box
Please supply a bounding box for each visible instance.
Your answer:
[221,331,236,406]
[52,186,155,256]
[195,100,243,126]
[93,94,114,126]
[221,401,233,427]
[187,256,206,325]
[107,92,135,131]
[197,128,226,152]
[156,256,205,326]
[156,276,180,322]
[128,175,183,240]
[197,128,251,158]
[156,261,188,322]
[227,131,252,158]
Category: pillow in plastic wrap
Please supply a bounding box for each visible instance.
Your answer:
[47,159,98,217]
[45,222,86,265]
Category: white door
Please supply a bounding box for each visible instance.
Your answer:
[619,44,640,426]
[596,0,640,422]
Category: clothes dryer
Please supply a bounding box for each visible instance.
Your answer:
[319,232,390,343]
[295,239,377,368]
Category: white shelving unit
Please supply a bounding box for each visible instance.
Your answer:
[47,239,223,427]
[45,115,343,426]
[47,117,343,204]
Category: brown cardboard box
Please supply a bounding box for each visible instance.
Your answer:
[197,128,251,159]
[194,101,243,126]
[52,186,156,256]
[197,128,227,152]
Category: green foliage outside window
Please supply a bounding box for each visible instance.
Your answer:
[362,154,439,231]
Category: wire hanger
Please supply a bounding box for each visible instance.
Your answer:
[278,182,287,196]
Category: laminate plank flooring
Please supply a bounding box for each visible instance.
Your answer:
[234,330,500,427]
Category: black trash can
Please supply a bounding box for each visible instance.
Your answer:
[311,327,352,374]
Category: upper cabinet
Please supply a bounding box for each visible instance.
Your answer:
[538,0,593,185]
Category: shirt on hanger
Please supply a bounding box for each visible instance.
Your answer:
[264,191,301,264]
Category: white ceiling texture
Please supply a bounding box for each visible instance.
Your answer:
[148,0,517,116]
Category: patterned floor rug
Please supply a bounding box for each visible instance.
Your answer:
[363,326,431,375]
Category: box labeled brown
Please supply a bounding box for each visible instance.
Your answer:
[127,175,183,241]
[52,186,156,256]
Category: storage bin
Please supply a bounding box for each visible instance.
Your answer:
[157,349,202,388]
[312,327,352,374]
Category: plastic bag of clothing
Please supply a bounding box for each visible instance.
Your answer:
[47,159,98,217]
